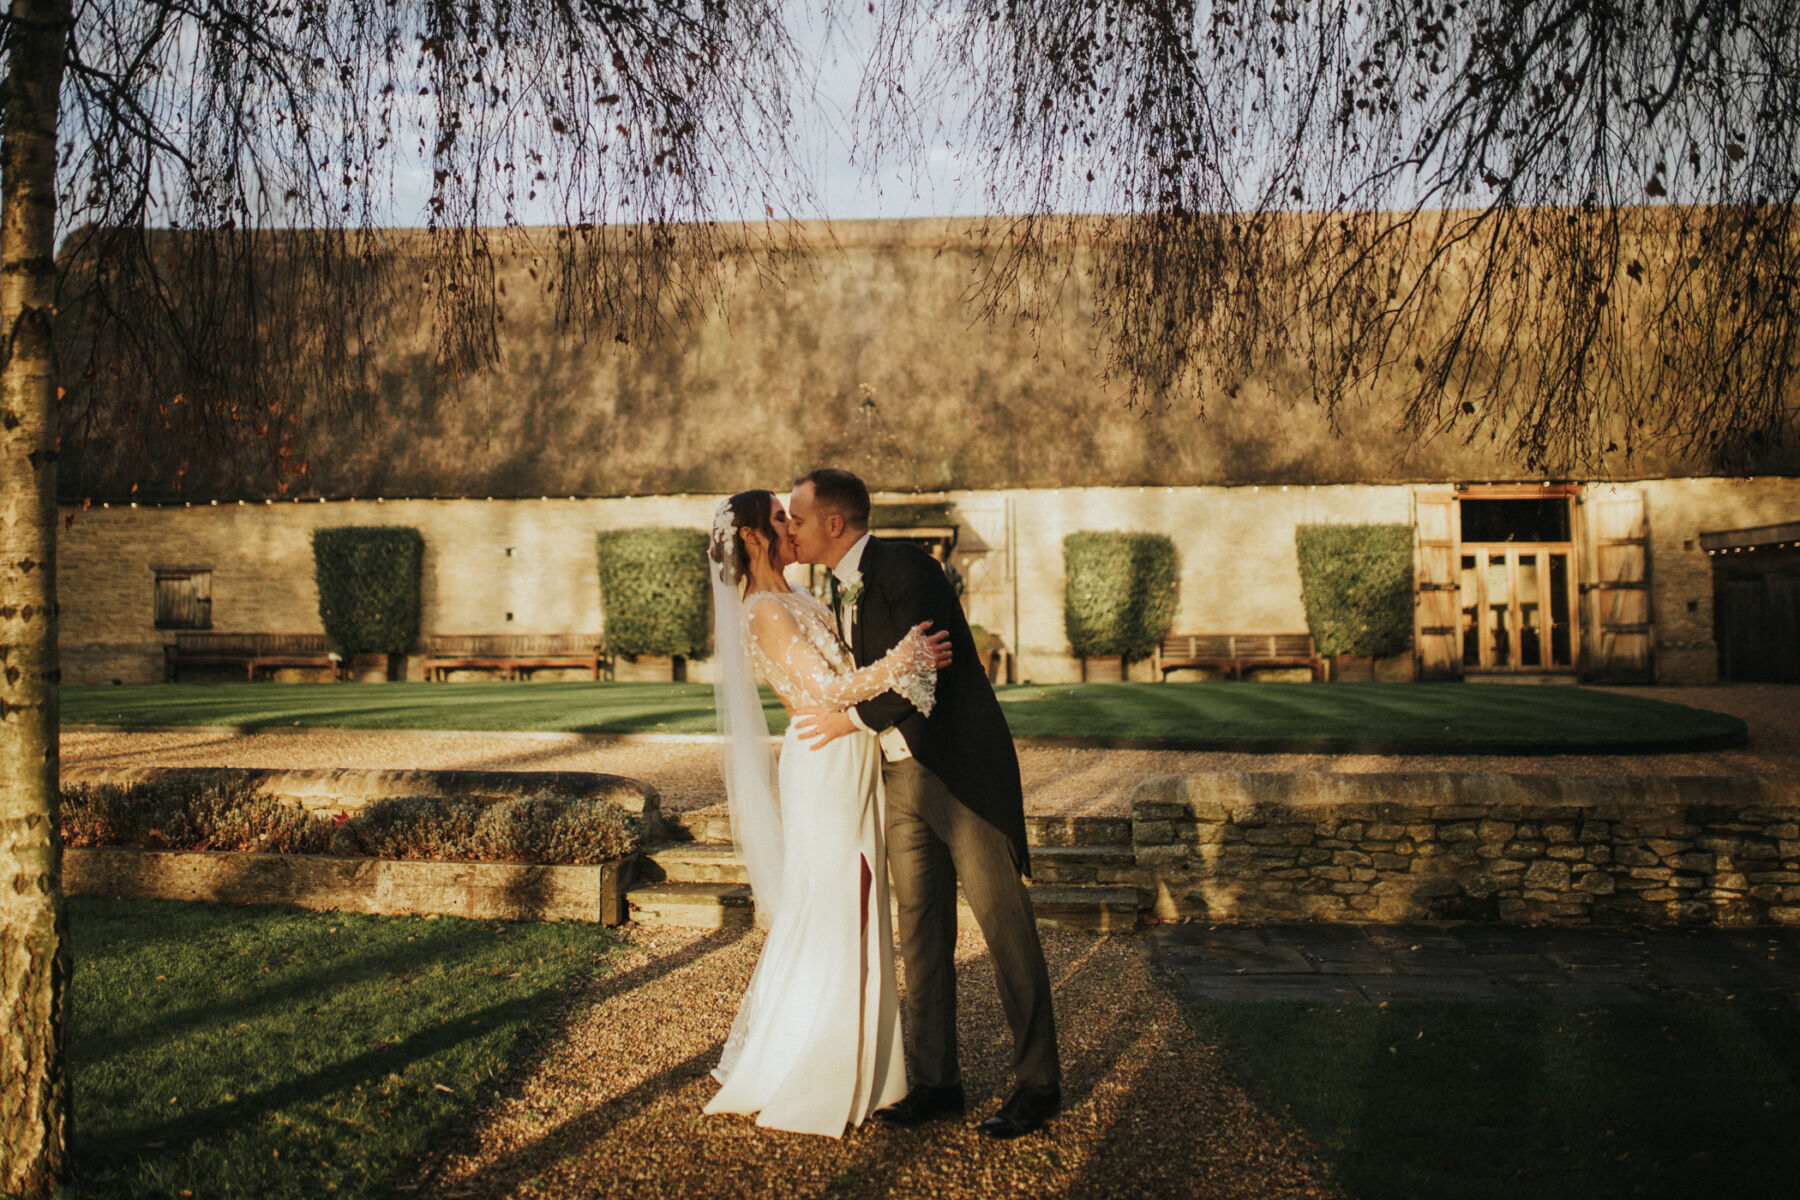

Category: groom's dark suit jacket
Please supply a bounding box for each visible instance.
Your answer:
[849,536,1030,875]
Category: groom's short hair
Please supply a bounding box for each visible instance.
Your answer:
[796,467,871,531]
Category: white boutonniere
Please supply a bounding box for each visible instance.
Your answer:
[839,571,865,609]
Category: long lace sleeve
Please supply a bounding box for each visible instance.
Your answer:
[745,595,937,716]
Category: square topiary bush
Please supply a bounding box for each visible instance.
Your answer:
[1063,531,1180,661]
[1294,524,1415,657]
[595,527,711,658]
[312,526,424,657]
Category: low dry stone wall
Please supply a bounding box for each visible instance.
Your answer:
[1131,773,1800,926]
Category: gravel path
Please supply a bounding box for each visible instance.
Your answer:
[62,685,1799,820]
[408,926,1336,1200]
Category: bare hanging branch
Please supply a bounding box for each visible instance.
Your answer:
[45,0,807,494]
[857,0,1800,473]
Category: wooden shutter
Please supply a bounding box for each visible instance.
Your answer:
[1585,491,1653,682]
[1413,491,1461,681]
[154,570,213,630]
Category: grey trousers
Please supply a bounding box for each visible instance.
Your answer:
[883,756,1061,1091]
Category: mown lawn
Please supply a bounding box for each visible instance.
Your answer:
[62,680,1744,753]
[1183,999,1800,1200]
[68,898,616,1199]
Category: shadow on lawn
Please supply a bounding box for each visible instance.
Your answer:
[101,987,569,1159]
[1184,996,1800,1200]
[75,917,500,1063]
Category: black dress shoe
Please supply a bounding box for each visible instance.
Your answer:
[872,1083,966,1127]
[978,1084,1061,1139]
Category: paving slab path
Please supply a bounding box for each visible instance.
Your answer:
[1147,923,1800,1007]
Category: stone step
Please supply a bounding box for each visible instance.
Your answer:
[624,877,1142,933]
[641,840,1138,889]
[668,811,1132,848]
[673,813,735,845]
[626,881,755,930]
[1023,885,1143,933]
[640,843,749,885]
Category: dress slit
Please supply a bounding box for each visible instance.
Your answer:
[860,854,873,934]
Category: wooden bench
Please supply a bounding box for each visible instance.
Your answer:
[1152,634,1324,681]
[422,634,609,682]
[164,633,346,682]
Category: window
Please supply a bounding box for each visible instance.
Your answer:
[1458,497,1571,544]
[154,569,212,630]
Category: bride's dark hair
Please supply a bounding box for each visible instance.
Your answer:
[709,489,780,584]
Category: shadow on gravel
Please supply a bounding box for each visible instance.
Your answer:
[413,928,1331,1200]
[407,925,751,1197]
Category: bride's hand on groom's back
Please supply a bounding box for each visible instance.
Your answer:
[794,706,858,748]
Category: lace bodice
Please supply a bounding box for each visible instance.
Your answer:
[742,587,936,717]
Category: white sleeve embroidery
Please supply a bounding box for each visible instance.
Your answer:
[744,595,937,715]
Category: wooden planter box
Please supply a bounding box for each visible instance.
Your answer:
[65,847,639,926]
[611,653,687,682]
[1079,654,1125,682]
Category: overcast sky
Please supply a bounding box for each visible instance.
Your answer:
[369,3,990,226]
[790,6,983,221]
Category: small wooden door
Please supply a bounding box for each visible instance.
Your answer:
[1714,547,1800,683]
[1413,491,1462,680]
[154,569,213,630]
[1584,491,1654,682]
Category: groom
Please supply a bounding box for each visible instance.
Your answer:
[789,467,1062,1139]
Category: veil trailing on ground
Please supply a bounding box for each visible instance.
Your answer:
[708,500,785,926]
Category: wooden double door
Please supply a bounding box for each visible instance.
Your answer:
[1458,545,1577,673]
[1415,487,1652,681]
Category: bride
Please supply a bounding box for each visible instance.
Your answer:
[702,488,951,1138]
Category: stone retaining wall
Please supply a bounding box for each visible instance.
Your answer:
[1131,773,1800,926]
[66,847,635,924]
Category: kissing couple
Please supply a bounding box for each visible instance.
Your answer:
[701,467,1062,1139]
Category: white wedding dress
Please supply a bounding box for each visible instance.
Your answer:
[703,585,937,1138]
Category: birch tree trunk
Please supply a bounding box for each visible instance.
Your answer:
[0,0,72,1194]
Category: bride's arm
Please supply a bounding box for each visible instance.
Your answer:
[746,597,937,715]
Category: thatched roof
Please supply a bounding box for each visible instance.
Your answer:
[56,216,1800,502]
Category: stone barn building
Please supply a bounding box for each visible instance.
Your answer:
[54,219,1800,687]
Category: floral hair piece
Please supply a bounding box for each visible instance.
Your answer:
[709,498,741,583]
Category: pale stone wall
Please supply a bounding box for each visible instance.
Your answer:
[998,485,1416,683]
[55,484,1417,687]
[59,494,717,685]
[56,476,1800,687]
[1617,476,1800,685]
